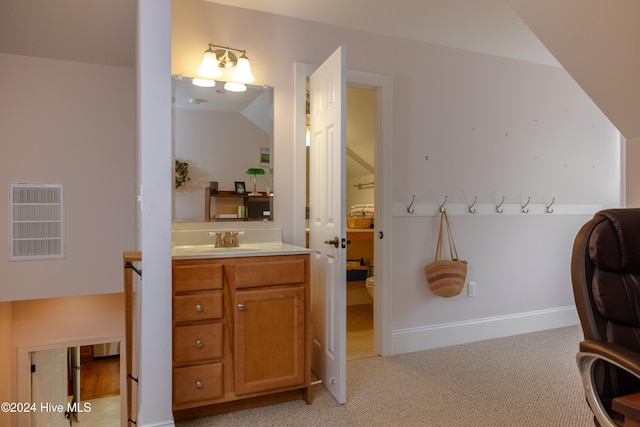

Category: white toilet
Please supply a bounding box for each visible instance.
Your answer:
[365,276,375,299]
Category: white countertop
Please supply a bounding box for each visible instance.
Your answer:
[172,242,311,260]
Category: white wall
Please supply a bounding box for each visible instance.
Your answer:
[0,52,135,426]
[137,0,174,425]
[0,302,13,427]
[0,54,136,302]
[627,137,640,206]
[347,174,374,208]
[172,1,621,353]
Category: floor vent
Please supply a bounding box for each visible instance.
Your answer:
[9,183,64,261]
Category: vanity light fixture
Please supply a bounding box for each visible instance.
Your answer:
[197,43,256,92]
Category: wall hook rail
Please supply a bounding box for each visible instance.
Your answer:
[546,197,555,214]
[407,195,416,214]
[468,196,478,214]
[496,196,505,214]
[521,197,531,214]
[438,195,448,213]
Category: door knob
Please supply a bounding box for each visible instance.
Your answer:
[324,236,340,248]
[238,303,245,311]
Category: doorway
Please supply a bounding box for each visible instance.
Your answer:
[28,342,122,427]
[296,61,393,368]
[345,85,377,360]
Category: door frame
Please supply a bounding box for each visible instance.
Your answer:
[17,336,125,427]
[294,62,393,357]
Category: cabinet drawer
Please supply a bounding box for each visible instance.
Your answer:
[173,263,223,292]
[174,323,223,364]
[173,362,223,405]
[234,259,306,289]
[174,293,222,323]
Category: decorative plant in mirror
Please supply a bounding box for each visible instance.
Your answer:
[175,159,191,188]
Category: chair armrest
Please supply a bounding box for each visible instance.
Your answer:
[577,340,640,427]
[580,340,640,379]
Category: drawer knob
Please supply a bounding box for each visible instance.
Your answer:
[195,380,203,389]
[195,304,204,313]
[195,339,204,348]
[238,303,245,311]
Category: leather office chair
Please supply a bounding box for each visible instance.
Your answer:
[572,209,640,426]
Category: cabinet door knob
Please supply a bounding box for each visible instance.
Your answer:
[238,303,245,311]
[195,304,203,313]
[195,339,204,348]
[195,380,203,389]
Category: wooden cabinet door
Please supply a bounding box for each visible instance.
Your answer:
[234,286,305,395]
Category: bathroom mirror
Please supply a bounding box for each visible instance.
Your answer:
[172,76,274,222]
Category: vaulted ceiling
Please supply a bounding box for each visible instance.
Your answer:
[1,0,638,138]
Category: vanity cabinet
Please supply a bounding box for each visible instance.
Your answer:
[172,254,310,421]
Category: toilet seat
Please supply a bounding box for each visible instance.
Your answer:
[365,277,374,299]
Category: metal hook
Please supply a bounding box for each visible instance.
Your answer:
[546,197,555,214]
[496,196,505,214]
[438,195,448,213]
[468,196,478,214]
[521,197,531,214]
[407,195,416,214]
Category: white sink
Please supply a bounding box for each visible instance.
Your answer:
[172,244,262,256]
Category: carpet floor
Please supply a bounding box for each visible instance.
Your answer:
[177,325,594,426]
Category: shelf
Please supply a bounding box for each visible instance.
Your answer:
[346,229,374,240]
[205,187,273,222]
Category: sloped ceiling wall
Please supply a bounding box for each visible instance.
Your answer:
[509,0,640,139]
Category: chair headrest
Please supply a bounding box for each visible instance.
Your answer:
[590,209,640,273]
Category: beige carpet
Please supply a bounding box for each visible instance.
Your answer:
[177,326,594,426]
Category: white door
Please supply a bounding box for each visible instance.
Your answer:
[31,348,68,427]
[69,347,81,422]
[309,45,347,404]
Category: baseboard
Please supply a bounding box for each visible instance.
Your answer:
[391,305,579,355]
[138,421,175,427]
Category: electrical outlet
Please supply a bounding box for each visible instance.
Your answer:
[468,281,477,297]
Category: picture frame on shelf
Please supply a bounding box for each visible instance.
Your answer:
[235,181,246,195]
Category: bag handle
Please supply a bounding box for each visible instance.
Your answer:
[434,211,460,262]
[443,211,460,261]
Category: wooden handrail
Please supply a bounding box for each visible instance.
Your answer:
[123,251,141,426]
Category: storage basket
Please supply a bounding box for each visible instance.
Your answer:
[347,216,373,229]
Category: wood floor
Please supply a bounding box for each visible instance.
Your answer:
[79,345,120,400]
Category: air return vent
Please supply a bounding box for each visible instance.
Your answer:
[9,183,64,261]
